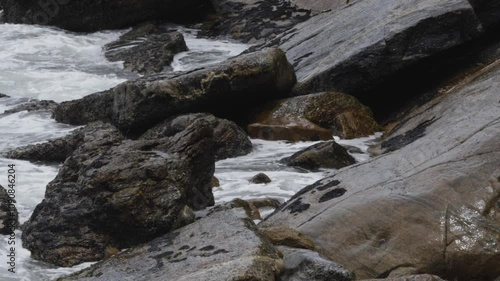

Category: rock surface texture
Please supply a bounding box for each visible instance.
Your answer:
[57,209,283,281]
[0,184,17,235]
[22,120,215,266]
[280,141,356,171]
[262,60,500,279]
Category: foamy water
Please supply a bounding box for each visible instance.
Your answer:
[0,21,379,281]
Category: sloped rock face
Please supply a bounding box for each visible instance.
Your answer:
[0,185,17,235]
[140,113,252,160]
[53,48,296,136]
[261,60,500,279]
[0,0,204,32]
[57,209,283,281]
[263,0,483,95]
[280,141,356,171]
[248,92,380,140]
[22,120,215,267]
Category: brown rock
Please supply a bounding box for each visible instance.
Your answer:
[259,226,315,250]
[250,173,272,184]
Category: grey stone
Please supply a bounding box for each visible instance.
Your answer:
[281,141,356,171]
[0,185,17,235]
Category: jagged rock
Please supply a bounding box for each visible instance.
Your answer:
[5,122,123,163]
[57,209,284,281]
[22,120,215,266]
[202,0,310,44]
[278,247,355,281]
[105,24,188,75]
[140,113,252,160]
[53,48,296,136]
[281,141,356,171]
[261,0,483,96]
[0,185,17,235]
[261,59,500,280]
[248,92,380,140]
[259,226,315,250]
[250,173,272,184]
[360,275,446,281]
[0,93,9,98]
[3,99,57,114]
[0,0,205,32]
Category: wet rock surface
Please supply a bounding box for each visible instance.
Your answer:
[22,120,215,266]
[248,92,380,140]
[105,24,188,75]
[0,184,17,235]
[360,275,446,281]
[53,48,296,136]
[259,226,315,250]
[281,141,356,171]
[57,209,283,281]
[262,58,500,279]
[140,113,252,160]
[3,99,57,115]
[249,172,272,184]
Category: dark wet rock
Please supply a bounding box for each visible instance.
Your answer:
[202,0,310,44]
[105,24,188,75]
[0,93,9,98]
[262,61,500,280]
[57,209,284,281]
[288,0,358,15]
[468,0,500,29]
[261,0,483,96]
[248,92,380,140]
[140,113,252,160]
[259,226,315,250]
[5,122,123,163]
[22,120,215,267]
[3,99,58,114]
[0,0,206,32]
[360,275,445,281]
[281,141,356,171]
[278,247,355,281]
[0,185,18,235]
[53,48,296,137]
[250,173,272,184]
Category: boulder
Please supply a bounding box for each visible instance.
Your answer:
[248,92,380,140]
[0,93,9,98]
[360,275,446,281]
[57,209,284,281]
[468,0,500,29]
[0,0,205,32]
[261,58,500,280]
[259,226,315,250]
[140,113,252,160]
[0,185,17,235]
[262,0,483,95]
[5,122,123,163]
[3,99,57,114]
[278,247,355,281]
[202,0,310,44]
[280,141,356,171]
[22,120,215,266]
[250,173,272,184]
[105,24,188,75]
[53,48,296,137]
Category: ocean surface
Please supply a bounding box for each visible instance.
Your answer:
[0,21,380,280]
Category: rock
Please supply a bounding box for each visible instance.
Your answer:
[5,122,123,163]
[261,59,500,279]
[57,209,284,281]
[211,176,220,188]
[248,120,334,142]
[360,275,446,281]
[0,93,9,98]
[0,185,17,235]
[202,0,310,44]
[262,0,483,95]
[278,247,355,281]
[105,24,188,75]
[289,0,358,15]
[247,198,282,209]
[250,173,272,184]
[259,226,315,250]
[211,198,263,220]
[281,141,356,171]
[248,92,380,140]
[53,48,296,136]
[3,99,58,114]
[140,113,252,160]
[468,0,500,29]
[22,120,215,266]
[0,0,205,32]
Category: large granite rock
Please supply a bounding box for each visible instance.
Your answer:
[0,0,204,32]
[248,92,380,140]
[140,113,252,160]
[57,209,283,281]
[53,48,296,136]
[281,141,356,171]
[5,122,123,163]
[0,185,17,235]
[261,57,500,279]
[105,24,188,75]
[22,120,215,266]
[263,0,483,95]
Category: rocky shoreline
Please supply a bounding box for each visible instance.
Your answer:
[1,0,499,280]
